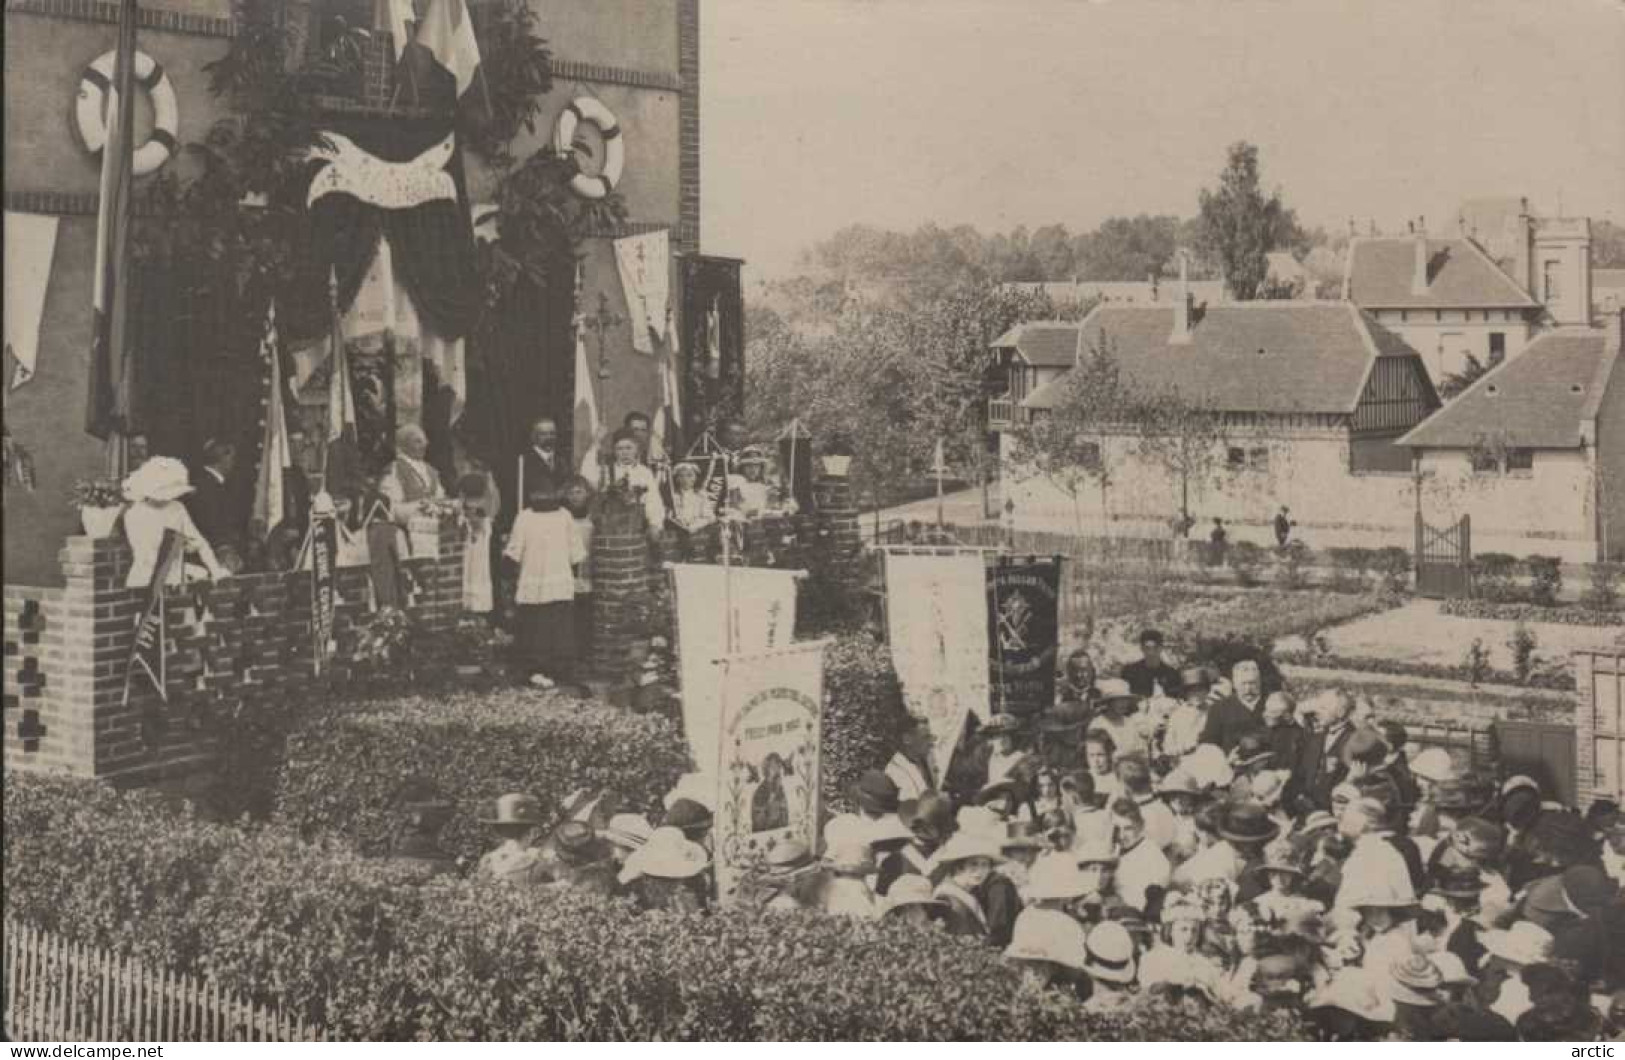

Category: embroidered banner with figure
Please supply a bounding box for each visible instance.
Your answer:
[670,563,800,785]
[986,556,1061,716]
[713,639,827,907]
[883,551,991,782]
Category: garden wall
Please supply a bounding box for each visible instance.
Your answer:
[2,516,463,785]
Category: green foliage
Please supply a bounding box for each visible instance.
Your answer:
[1464,638,1491,687]
[819,631,912,814]
[1506,622,1539,685]
[1438,353,1491,401]
[1470,552,1520,603]
[1274,540,1312,590]
[1371,547,1413,598]
[1525,555,1563,607]
[1227,541,1267,586]
[273,689,689,861]
[6,774,1307,1041]
[458,1,554,167]
[1327,547,1375,592]
[1438,597,1622,628]
[1195,142,1305,301]
[1583,562,1623,611]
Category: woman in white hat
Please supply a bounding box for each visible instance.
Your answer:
[1139,892,1223,1001]
[620,825,711,912]
[1477,921,1555,1025]
[1089,679,1150,762]
[1004,907,1091,1000]
[1080,921,1140,1012]
[819,841,879,919]
[879,873,945,927]
[929,832,1004,939]
[120,456,227,588]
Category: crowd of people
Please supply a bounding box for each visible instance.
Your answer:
[446,629,1625,1042]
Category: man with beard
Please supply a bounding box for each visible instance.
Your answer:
[1199,659,1268,753]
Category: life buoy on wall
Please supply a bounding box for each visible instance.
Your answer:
[75,50,179,177]
[552,97,624,200]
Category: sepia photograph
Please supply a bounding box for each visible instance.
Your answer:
[2,0,1624,1045]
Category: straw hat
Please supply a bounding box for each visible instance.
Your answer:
[929,832,1004,872]
[1075,840,1119,867]
[603,813,655,852]
[865,814,916,847]
[1025,857,1093,901]
[1157,769,1203,799]
[956,805,1006,837]
[1297,811,1337,837]
[1004,908,1089,971]
[823,813,871,851]
[882,874,945,916]
[1389,954,1444,1007]
[976,778,1026,809]
[1482,921,1553,967]
[1248,769,1290,808]
[121,457,194,503]
[1094,678,1139,705]
[1410,747,1454,785]
[761,839,817,877]
[1082,922,1137,984]
[737,445,768,465]
[823,841,876,876]
[620,825,709,882]
[1182,745,1234,790]
[1428,951,1477,986]
[480,793,544,828]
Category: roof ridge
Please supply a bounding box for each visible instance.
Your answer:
[1453,233,1541,307]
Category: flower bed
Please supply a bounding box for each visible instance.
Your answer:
[1272,648,1577,692]
[1439,597,1624,628]
[4,773,1307,1041]
[273,689,690,862]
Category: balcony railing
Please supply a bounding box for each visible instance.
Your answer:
[988,396,1017,429]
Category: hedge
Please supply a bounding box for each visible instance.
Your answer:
[4,773,1308,1041]
[1440,597,1624,628]
[273,689,691,862]
[820,630,913,813]
[1273,648,1576,692]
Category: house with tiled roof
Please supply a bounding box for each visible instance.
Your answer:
[1398,313,1625,562]
[1002,278,1229,307]
[986,321,1089,429]
[991,280,1440,544]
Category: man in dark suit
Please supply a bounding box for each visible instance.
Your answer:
[1120,628,1181,699]
[513,417,563,522]
[1291,688,1358,813]
[186,439,239,550]
[1198,658,1267,753]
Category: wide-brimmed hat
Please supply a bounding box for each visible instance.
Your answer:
[882,874,945,916]
[980,713,1025,736]
[823,841,876,876]
[1075,840,1119,867]
[865,814,916,847]
[1000,820,1046,851]
[1218,802,1280,845]
[823,812,871,851]
[603,813,655,851]
[977,778,1025,809]
[480,792,544,827]
[1389,954,1444,1007]
[1248,770,1290,808]
[1024,857,1093,900]
[1183,745,1234,790]
[620,825,710,882]
[1005,908,1089,971]
[1481,921,1554,966]
[1177,667,1216,695]
[1428,951,1477,987]
[929,832,1004,872]
[1297,810,1337,837]
[1094,678,1139,705]
[1410,747,1454,785]
[1157,770,1204,800]
[956,805,1006,837]
[122,456,194,503]
[552,821,609,864]
[761,839,817,877]
[1082,922,1137,984]
[852,769,901,815]
[664,798,714,839]
[1430,863,1484,900]
[1230,733,1275,772]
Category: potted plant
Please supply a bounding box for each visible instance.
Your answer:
[70,477,125,538]
[821,432,855,479]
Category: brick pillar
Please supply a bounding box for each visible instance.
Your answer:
[676,0,701,252]
[591,495,652,681]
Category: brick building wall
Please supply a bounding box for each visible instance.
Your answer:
[2,517,463,784]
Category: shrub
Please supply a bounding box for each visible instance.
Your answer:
[1273,540,1312,590]
[1583,562,1622,611]
[1327,547,1374,592]
[1464,638,1491,687]
[6,774,1309,1041]
[1227,541,1267,586]
[273,689,690,862]
[1439,598,1623,628]
[1507,622,1539,685]
[1371,547,1412,598]
[1471,552,1520,602]
[1526,555,1563,607]
[820,630,912,814]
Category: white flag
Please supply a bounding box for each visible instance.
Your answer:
[573,317,600,476]
[612,230,671,354]
[4,212,59,389]
[252,304,292,532]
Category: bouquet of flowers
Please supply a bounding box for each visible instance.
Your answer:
[350,606,415,668]
[70,477,124,509]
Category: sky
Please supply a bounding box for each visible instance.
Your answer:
[700,0,1625,280]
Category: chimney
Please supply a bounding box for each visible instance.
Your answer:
[1170,252,1192,344]
[1411,220,1429,296]
[1512,198,1535,294]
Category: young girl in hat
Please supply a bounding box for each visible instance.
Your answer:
[930,833,1004,939]
[121,457,227,587]
[1140,892,1224,1002]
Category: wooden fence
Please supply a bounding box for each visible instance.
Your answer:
[4,920,324,1042]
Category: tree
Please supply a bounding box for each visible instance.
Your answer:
[1195,142,1304,300]
[1132,387,1228,535]
[1073,215,1183,281]
[1438,354,1490,401]
[1593,220,1625,269]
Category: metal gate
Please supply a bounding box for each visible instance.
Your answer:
[1578,651,1624,808]
[1495,720,1578,808]
[1415,513,1472,599]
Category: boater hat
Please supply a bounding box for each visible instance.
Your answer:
[1389,954,1444,1007]
[882,874,946,916]
[1005,909,1089,971]
[1094,679,1139,705]
[1082,922,1137,984]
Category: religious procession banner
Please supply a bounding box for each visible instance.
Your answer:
[669,563,801,783]
[986,556,1062,716]
[309,510,339,674]
[713,639,827,907]
[123,529,184,706]
[612,230,671,354]
[883,551,991,782]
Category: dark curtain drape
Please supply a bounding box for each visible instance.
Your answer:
[680,255,746,437]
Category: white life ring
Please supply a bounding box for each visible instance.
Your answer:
[553,97,624,200]
[75,49,179,178]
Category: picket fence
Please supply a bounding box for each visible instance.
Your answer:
[3,921,324,1042]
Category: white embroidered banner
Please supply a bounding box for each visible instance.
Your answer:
[4,212,60,389]
[884,552,991,781]
[339,235,466,425]
[713,639,827,907]
[306,132,457,210]
[612,230,671,354]
[671,563,801,785]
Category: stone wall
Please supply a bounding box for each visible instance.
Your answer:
[2,516,462,784]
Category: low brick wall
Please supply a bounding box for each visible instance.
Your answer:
[2,517,463,785]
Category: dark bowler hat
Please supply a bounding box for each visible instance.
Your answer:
[1430,863,1484,900]
[1178,667,1216,694]
[1218,801,1280,845]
